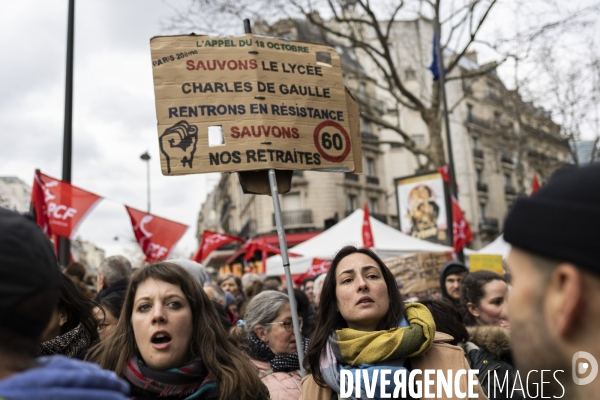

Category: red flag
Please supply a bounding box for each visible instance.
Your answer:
[126,206,188,262]
[362,203,374,248]
[452,197,473,252]
[531,174,540,195]
[30,171,102,238]
[193,231,244,263]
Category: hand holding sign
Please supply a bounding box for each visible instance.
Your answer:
[159,120,199,173]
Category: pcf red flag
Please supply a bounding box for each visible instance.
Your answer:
[126,206,188,262]
[30,171,102,238]
[362,203,374,248]
[193,231,244,263]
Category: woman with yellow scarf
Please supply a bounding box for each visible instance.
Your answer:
[301,246,487,400]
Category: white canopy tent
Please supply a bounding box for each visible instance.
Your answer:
[477,234,511,258]
[266,209,453,276]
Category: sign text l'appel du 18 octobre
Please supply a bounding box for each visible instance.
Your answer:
[150,34,362,176]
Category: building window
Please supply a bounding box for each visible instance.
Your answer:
[368,197,378,214]
[281,192,300,211]
[411,134,425,145]
[494,111,502,121]
[476,169,483,184]
[472,136,479,150]
[361,117,370,134]
[504,173,511,187]
[358,82,366,99]
[467,104,474,122]
[366,158,375,176]
[347,194,357,212]
[487,83,495,98]
[480,203,487,219]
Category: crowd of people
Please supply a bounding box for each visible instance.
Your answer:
[1,162,599,399]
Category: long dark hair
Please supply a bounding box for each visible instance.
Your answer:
[86,262,267,400]
[58,273,99,341]
[303,246,405,386]
[460,270,506,326]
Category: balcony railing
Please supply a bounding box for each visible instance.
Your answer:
[504,186,517,195]
[366,176,380,185]
[479,217,499,232]
[487,92,504,105]
[473,148,484,159]
[344,172,359,181]
[272,209,313,227]
[477,182,488,192]
[467,115,490,130]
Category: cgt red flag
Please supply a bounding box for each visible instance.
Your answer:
[193,231,244,263]
[531,174,540,195]
[362,203,375,248]
[126,206,188,262]
[452,197,473,252]
[30,171,102,238]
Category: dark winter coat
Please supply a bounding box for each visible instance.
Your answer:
[463,326,524,400]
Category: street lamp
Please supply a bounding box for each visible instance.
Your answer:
[140,151,151,213]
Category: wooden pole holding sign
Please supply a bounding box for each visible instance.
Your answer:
[243,19,305,376]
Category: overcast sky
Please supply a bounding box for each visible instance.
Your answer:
[1,1,597,262]
[0,0,219,259]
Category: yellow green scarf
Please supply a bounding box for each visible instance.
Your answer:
[335,302,436,366]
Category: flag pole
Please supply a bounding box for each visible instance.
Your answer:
[434,14,464,261]
[59,0,75,266]
[244,19,305,376]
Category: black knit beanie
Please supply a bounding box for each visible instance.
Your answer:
[504,163,600,275]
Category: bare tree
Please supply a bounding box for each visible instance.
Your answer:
[164,0,600,170]
[164,0,506,169]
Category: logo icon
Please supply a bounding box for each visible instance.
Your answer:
[572,351,598,385]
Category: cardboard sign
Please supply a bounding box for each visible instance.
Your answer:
[469,254,504,275]
[385,252,453,293]
[150,34,362,176]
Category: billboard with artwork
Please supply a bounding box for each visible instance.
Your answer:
[395,172,451,246]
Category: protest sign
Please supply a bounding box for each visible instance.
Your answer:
[469,254,504,275]
[150,34,362,178]
[385,251,453,293]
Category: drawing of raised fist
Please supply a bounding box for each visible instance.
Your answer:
[159,120,199,173]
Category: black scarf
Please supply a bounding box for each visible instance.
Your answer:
[37,323,92,359]
[244,335,309,372]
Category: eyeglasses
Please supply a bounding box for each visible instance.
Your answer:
[266,318,303,332]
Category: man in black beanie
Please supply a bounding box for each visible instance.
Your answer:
[0,207,129,399]
[504,163,600,399]
[439,260,469,307]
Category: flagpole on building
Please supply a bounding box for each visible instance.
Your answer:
[434,15,464,261]
[59,0,75,266]
[243,18,305,376]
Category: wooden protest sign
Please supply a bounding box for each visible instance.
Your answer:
[385,252,453,293]
[469,254,504,275]
[150,34,362,183]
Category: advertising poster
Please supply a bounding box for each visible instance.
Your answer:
[395,172,451,246]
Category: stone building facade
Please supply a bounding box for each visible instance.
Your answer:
[197,17,570,250]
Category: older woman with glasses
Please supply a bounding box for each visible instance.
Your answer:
[231,291,307,400]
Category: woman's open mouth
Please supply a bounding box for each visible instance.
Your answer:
[151,331,172,350]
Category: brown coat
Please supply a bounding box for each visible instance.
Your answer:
[299,332,488,400]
